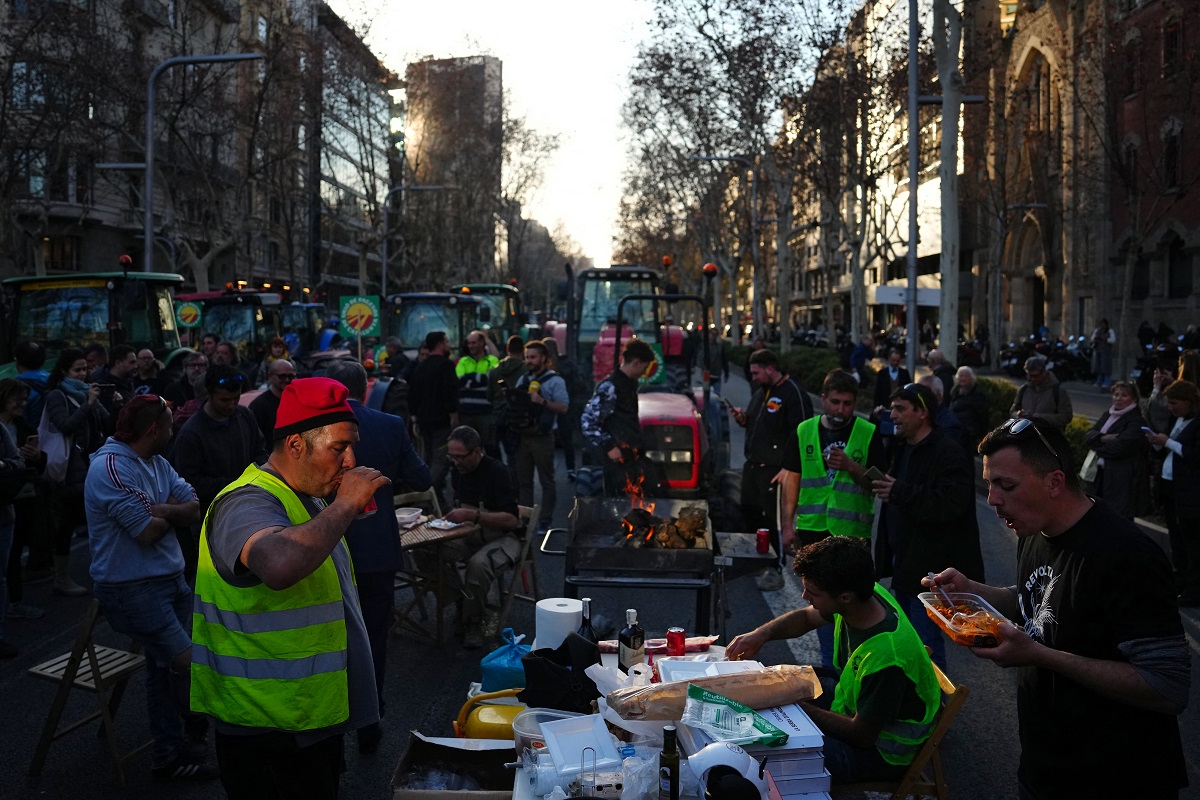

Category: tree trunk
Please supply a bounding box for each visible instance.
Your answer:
[934,0,963,354]
[1115,237,1139,382]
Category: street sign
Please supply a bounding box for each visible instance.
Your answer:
[340,295,381,338]
[175,300,202,328]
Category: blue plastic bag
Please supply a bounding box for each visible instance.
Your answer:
[480,628,531,692]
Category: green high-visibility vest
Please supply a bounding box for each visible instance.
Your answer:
[831,584,941,765]
[794,416,876,538]
[191,464,350,731]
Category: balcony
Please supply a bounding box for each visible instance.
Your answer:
[198,0,239,23]
[127,0,169,26]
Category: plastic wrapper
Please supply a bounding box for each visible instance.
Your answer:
[598,635,717,655]
[679,684,788,747]
[605,664,821,721]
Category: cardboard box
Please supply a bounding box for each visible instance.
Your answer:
[392,731,515,800]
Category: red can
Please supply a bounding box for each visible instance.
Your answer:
[755,528,770,554]
[356,495,378,520]
[666,627,686,657]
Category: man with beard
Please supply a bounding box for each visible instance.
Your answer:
[171,366,266,581]
[85,396,212,782]
[162,352,207,409]
[871,381,982,668]
[926,418,1188,800]
[191,378,389,798]
[781,369,884,665]
[133,348,165,395]
[730,348,814,590]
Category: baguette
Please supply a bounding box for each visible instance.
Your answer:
[606,664,821,721]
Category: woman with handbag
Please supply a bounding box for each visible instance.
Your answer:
[42,348,110,597]
[1081,381,1150,520]
[0,379,47,620]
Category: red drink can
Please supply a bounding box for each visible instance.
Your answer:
[666,627,686,656]
[356,495,378,520]
[755,528,770,554]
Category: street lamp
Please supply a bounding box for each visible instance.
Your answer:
[380,183,454,296]
[690,154,758,343]
[100,53,264,273]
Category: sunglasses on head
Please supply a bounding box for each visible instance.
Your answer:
[1001,417,1063,470]
[213,375,244,389]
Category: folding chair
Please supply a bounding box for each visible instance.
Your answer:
[836,652,969,800]
[496,504,542,631]
[27,599,151,787]
[392,487,453,639]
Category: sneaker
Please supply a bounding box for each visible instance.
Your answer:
[463,625,484,650]
[0,640,19,659]
[755,569,785,592]
[7,601,44,619]
[152,754,219,783]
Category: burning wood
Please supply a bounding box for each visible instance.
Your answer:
[620,504,706,549]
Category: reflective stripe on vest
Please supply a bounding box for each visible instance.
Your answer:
[190,463,350,731]
[830,585,941,766]
[795,416,876,538]
[457,354,499,416]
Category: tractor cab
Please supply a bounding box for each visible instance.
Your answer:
[384,292,482,358]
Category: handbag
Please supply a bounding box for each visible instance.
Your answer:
[1079,449,1099,483]
[480,627,531,692]
[37,405,73,486]
[516,632,602,714]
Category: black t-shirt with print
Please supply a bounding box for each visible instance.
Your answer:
[744,375,813,470]
[451,454,519,517]
[1014,500,1185,798]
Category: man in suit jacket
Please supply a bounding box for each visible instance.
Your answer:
[325,360,431,754]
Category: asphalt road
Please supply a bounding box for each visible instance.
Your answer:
[1,370,1197,799]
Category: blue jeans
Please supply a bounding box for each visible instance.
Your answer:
[93,573,193,768]
[893,589,946,669]
[0,516,13,642]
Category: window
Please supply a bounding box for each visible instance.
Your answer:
[1163,19,1182,78]
[1168,239,1192,299]
[256,14,268,42]
[15,149,47,197]
[1124,42,1141,95]
[41,236,80,271]
[11,62,45,109]
[1124,143,1139,199]
[1163,132,1180,189]
[1132,257,1151,300]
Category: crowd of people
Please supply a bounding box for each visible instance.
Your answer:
[0,327,1196,798]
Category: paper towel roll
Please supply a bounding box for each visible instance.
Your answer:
[533,598,582,651]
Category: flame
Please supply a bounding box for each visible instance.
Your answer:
[622,473,655,514]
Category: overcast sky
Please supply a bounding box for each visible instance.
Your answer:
[339,0,655,268]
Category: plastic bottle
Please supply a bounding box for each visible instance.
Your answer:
[618,608,644,674]
[658,725,680,800]
[577,597,599,645]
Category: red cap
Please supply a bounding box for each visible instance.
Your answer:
[273,377,356,440]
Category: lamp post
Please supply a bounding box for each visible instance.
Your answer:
[691,154,758,344]
[380,183,454,296]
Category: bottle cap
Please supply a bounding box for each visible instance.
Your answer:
[626,608,637,624]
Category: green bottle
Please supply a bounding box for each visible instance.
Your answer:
[659,724,679,800]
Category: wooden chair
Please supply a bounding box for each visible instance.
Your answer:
[496,504,542,631]
[27,599,151,787]
[836,654,969,800]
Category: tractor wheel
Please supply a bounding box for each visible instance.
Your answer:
[574,466,604,498]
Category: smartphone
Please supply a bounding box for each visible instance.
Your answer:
[97,383,115,399]
[1141,426,1155,434]
[864,466,886,482]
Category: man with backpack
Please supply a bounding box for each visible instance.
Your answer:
[1011,355,1074,430]
[510,341,567,529]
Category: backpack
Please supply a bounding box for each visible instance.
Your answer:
[1015,382,1060,412]
[507,371,561,434]
[18,374,48,429]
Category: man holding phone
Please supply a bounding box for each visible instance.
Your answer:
[732,349,814,591]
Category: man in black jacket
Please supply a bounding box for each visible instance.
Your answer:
[871,381,983,668]
[409,330,459,506]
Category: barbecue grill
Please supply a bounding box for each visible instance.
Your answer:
[541,497,716,634]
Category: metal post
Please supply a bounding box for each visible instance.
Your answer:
[142,53,262,273]
[906,0,920,377]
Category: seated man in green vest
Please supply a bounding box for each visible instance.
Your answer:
[726,536,940,785]
[191,377,391,799]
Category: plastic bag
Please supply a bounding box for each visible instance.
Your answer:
[679,684,789,747]
[480,627,530,692]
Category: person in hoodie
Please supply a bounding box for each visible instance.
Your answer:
[84,396,216,783]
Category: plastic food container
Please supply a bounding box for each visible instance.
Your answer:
[919,591,1007,647]
[395,507,422,527]
[512,707,582,753]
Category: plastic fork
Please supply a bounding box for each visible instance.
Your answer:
[927,572,955,607]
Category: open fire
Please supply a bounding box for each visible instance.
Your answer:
[618,472,705,549]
